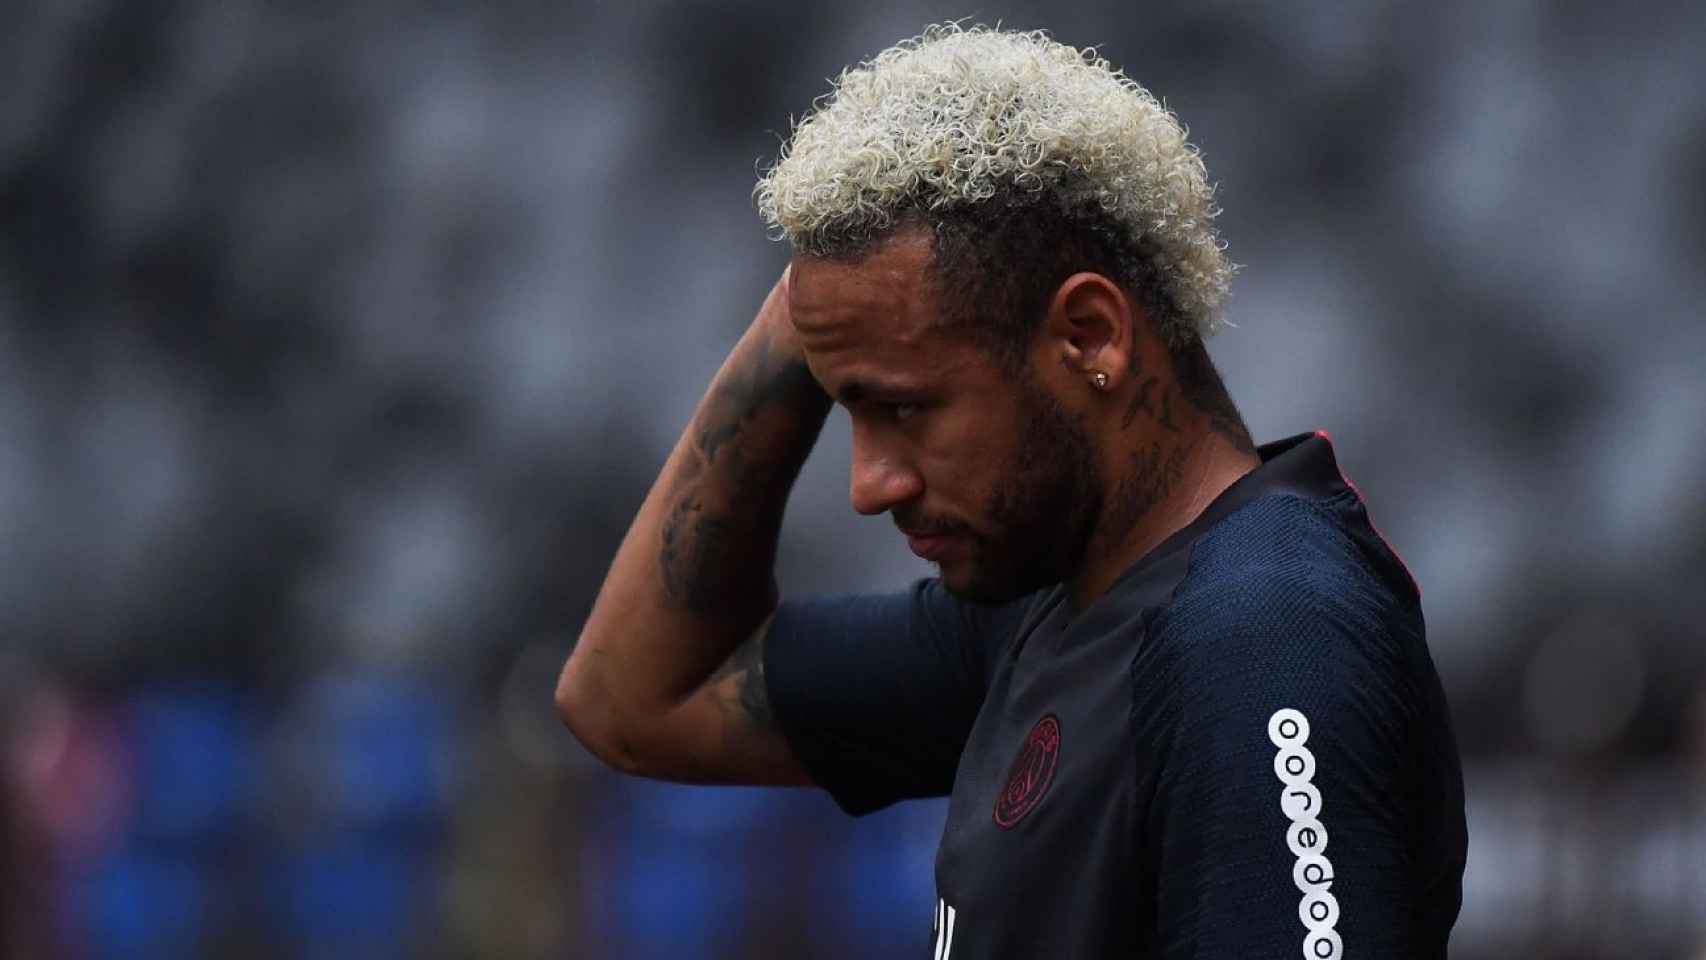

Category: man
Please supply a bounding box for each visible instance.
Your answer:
[559,23,1465,958]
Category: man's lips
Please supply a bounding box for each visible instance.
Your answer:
[901,528,959,561]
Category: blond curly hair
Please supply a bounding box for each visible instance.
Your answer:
[755,23,1233,344]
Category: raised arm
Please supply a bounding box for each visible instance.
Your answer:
[556,270,833,785]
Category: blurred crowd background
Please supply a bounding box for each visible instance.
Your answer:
[2,1,1704,957]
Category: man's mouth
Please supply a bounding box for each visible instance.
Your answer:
[901,527,959,561]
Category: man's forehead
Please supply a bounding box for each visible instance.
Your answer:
[787,267,904,333]
[789,233,934,323]
[785,232,998,400]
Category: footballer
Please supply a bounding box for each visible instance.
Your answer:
[559,24,1466,958]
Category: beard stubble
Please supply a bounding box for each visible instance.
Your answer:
[945,374,1104,604]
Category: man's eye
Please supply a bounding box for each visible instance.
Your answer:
[892,402,920,422]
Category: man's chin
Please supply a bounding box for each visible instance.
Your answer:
[939,560,1042,606]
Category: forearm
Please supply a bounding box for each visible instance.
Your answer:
[652,319,829,626]
[559,279,831,771]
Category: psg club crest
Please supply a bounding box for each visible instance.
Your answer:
[993,714,1061,828]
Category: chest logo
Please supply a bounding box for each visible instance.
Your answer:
[993,714,1061,828]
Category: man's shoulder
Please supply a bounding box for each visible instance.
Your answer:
[1168,490,1415,631]
[1137,491,1426,705]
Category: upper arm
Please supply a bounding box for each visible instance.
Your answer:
[683,611,814,785]
[596,612,813,787]
[1140,590,1463,958]
[566,580,1028,798]
[762,580,1031,815]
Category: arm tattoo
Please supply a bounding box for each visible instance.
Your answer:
[710,623,775,731]
[657,494,736,611]
[657,335,823,614]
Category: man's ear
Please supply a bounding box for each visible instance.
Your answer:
[1043,272,1140,389]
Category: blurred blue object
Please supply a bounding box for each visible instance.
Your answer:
[124,684,254,844]
[60,685,247,957]
[311,674,450,827]
[270,839,429,959]
[605,844,747,959]
[262,674,452,954]
[595,781,793,957]
[594,782,945,958]
[621,779,785,836]
[77,851,207,960]
[811,797,945,958]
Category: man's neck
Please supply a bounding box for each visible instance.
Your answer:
[1068,425,1260,611]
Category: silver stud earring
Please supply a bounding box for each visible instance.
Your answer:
[1091,371,1109,389]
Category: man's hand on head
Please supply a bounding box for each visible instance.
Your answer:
[558,263,831,787]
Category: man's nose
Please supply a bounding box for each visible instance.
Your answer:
[849,426,922,516]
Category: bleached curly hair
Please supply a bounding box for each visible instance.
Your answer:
[755,23,1233,351]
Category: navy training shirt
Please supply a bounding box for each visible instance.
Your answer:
[765,432,1467,958]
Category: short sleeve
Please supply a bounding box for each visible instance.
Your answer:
[1135,568,1465,958]
[764,579,1032,816]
